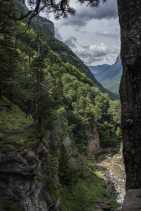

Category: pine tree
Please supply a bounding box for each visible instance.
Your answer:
[0,0,17,97]
[30,35,45,139]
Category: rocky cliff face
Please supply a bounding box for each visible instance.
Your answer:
[0,149,48,211]
[16,0,55,38]
[31,16,55,39]
[118,0,141,209]
[0,96,49,211]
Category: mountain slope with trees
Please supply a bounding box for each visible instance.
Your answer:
[0,1,121,211]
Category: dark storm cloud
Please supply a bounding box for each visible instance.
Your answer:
[63,0,118,26]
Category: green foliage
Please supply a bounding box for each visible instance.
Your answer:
[89,93,121,148]
[61,160,118,211]
[15,21,121,150]
[0,97,32,130]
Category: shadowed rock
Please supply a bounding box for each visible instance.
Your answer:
[122,189,141,211]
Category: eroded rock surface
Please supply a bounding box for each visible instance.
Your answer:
[0,147,50,211]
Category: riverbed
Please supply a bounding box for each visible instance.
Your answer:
[96,150,125,209]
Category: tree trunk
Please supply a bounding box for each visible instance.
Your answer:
[118,0,141,210]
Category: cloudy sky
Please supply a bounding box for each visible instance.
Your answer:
[50,0,120,66]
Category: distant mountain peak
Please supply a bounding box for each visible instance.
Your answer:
[115,55,121,64]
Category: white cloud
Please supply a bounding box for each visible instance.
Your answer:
[49,0,120,66]
[89,43,107,52]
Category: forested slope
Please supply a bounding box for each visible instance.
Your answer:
[0,1,120,210]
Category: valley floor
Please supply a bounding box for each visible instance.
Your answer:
[96,149,125,210]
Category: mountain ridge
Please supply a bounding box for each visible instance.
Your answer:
[89,58,122,95]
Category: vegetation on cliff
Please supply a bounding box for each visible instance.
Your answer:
[0,2,120,210]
